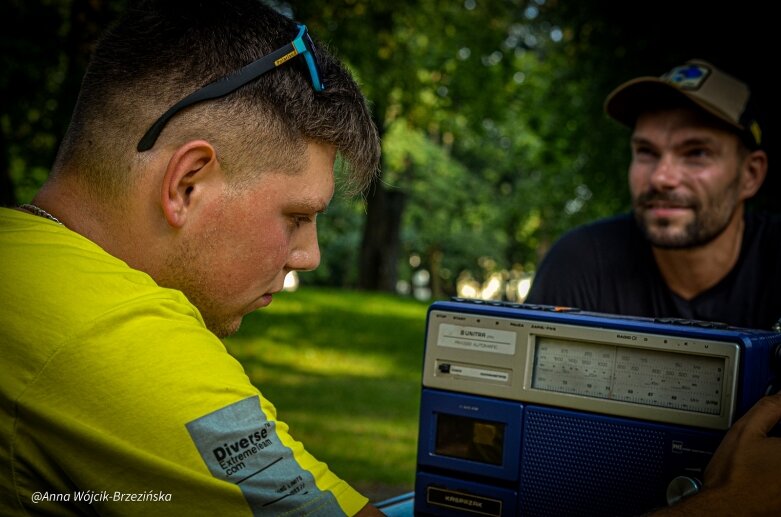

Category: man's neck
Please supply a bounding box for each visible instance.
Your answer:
[651,208,745,300]
[33,178,143,267]
[33,174,177,284]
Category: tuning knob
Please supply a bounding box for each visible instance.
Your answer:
[666,476,701,506]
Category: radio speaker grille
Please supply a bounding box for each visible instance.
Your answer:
[520,407,666,517]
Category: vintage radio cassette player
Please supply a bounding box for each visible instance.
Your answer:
[414,298,781,517]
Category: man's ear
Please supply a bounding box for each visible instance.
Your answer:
[740,148,768,200]
[160,140,220,228]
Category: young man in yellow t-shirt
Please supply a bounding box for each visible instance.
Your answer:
[0,1,382,515]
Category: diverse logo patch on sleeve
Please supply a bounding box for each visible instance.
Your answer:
[186,396,344,516]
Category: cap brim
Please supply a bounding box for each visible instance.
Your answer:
[604,77,743,133]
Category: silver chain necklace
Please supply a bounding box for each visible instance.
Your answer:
[19,203,63,225]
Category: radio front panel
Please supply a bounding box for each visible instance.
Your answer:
[415,300,781,517]
[423,307,740,430]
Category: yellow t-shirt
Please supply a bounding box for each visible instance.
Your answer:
[0,208,368,516]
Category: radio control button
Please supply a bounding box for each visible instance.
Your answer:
[666,476,701,506]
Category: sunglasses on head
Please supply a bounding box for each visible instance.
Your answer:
[137,23,325,152]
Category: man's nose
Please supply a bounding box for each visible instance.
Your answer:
[288,227,321,272]
[649,154,682,190]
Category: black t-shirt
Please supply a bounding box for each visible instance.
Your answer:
[526,212,781,330]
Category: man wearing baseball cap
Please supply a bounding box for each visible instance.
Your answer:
[527,59,781,514]
[527,58,781,331]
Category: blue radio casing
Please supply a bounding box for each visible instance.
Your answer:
[414,299,781,517]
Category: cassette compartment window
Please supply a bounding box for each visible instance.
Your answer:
[435,413,505,466]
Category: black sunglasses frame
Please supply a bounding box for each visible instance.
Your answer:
[137,24,325,152]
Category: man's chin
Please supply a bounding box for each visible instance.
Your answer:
[205,316,244,338]
[646,232,694,249]
[204,302,274,337]
[636,212,692,248]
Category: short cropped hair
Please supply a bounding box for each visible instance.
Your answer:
[53,0,380,197]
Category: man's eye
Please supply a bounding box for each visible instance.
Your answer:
[291,215,313,228]
[686,148,710,158]
[633,147,657,159]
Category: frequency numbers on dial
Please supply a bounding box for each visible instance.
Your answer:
[532,337,723,415]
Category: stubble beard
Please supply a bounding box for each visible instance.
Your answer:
[633,176,741,250]
[161,233,243,339]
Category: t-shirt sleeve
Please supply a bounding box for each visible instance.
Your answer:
[526,227,602,310]
[13,296,367,516]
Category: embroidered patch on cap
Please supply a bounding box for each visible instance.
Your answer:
[662,63,711,90]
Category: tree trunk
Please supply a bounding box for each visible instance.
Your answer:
[0,130,16,207]
[357,183,406,292]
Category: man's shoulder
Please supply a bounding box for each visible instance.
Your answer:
[746,211,781,237]
[570,212,636,234]
[527,214,643,307]
[1,212,206,351]
[552,213,639,251]
[536,213,643,276]
[742,211,781,259]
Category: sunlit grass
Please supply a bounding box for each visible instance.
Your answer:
[223,287,430,500]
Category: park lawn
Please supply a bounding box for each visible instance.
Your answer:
[222,286,431,501]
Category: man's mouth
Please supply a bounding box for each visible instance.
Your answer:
[644,203,693,220]
[637,192,696,217]
[254,292,276,310]
[646,200,689,209]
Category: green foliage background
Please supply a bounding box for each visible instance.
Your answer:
[5,1,775,295]
[4,2,777,296]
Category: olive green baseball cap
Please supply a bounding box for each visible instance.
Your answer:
[604,59,762,148]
